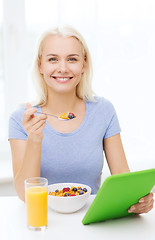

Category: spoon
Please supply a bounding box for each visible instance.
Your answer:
[37,112,76,121]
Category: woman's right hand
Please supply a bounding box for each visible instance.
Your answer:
[22,103,47,143]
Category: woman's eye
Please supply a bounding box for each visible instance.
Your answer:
[49,58,57,62]
[68,58,77,62]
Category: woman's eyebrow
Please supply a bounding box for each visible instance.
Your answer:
[46,54,80,57]
[46,54,58,56]
[68,54,80,57]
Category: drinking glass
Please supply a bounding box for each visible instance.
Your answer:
[25,177,48,231]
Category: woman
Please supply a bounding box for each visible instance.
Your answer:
[9,26,154,214]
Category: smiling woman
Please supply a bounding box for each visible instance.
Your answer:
[7,25,154,216]
[0,0,154,205]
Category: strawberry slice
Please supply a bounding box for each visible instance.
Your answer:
[63,187,70,193]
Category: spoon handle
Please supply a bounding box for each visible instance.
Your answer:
[37,112,58,118]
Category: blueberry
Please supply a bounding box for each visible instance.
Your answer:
[68,114,74,119]
[72,187,77,192]
[79,191,84,195]
[55,189,59,193]
[64,193,69,197]
[78,187,82,190]
[83,188,87,192]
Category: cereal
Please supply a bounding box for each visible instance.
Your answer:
[48,186,87,197]
[59,112,76,120]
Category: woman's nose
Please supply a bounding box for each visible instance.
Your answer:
[57,60,68,73]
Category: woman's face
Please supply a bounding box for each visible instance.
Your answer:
[39,35,86,95]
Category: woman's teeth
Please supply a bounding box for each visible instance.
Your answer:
[57,77,69,81]
[52,77,72,82]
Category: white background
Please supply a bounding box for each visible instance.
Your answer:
[0,0,155,177]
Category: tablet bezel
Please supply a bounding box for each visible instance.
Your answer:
[82,168,155,225]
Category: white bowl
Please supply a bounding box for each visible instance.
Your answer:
[48,182,91,213]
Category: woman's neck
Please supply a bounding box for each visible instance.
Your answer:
[43,90,82,115]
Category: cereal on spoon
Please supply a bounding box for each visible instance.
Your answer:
[59,112,76,120]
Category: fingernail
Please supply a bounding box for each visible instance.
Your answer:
[129,206,135,212]
[139,198,144,203]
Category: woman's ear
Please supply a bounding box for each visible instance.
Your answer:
[38,59,43,74]
[82,56,86,73]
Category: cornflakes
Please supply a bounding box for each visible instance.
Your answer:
[49,186,87,197]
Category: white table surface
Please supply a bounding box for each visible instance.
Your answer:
[0,195,155,240]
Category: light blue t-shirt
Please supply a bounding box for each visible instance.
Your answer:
[8,97,121,194]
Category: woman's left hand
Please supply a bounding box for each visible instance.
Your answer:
[128,192,154,214]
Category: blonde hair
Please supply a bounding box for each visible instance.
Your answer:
[31,25,95,106]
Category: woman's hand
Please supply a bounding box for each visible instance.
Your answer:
[22,103,47,143]
[128,192,154,214]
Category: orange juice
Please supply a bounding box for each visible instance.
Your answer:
[26,186,48,228]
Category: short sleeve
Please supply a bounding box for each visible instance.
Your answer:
[103,99,121,139]
[8,106,27,140]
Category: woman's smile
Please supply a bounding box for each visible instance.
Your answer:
[52,76,73,83]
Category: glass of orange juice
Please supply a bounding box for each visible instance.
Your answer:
[25,177,48,231]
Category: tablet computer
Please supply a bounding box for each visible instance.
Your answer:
[82,168,155,225]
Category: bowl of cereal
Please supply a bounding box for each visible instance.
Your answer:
[48,183,91,213]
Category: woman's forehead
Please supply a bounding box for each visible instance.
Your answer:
[42,35,83,55]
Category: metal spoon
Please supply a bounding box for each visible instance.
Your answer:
[37,112,76,121]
